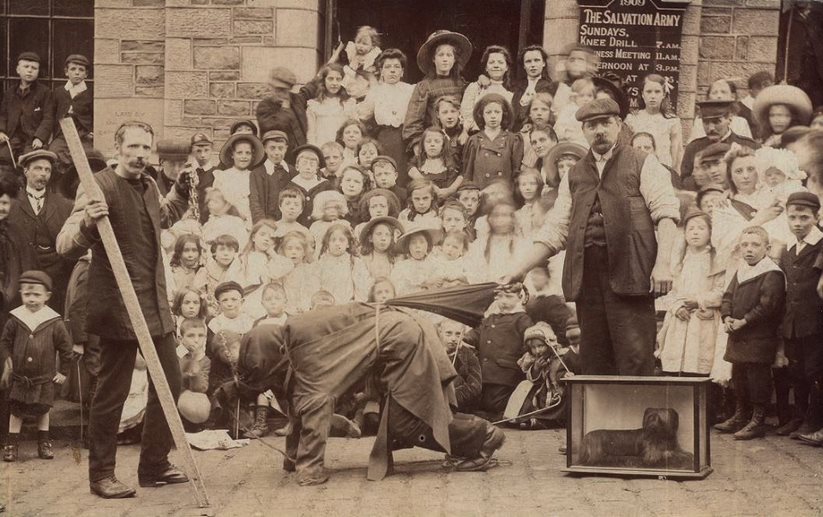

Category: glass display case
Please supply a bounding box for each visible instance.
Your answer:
[563,376,712,479]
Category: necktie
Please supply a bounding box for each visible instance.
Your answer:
[28,191,44,215]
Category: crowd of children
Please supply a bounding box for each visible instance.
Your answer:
[1,23,823,463]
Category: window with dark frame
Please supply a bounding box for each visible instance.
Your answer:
[0,0,94,98]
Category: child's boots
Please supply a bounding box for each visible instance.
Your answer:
[244,405,270,439]
[734,405,767,440]
[2,433,18,462]
[714,398,751,433]
[37,431,54,460]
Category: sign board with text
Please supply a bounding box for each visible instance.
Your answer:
[577,0,691,111]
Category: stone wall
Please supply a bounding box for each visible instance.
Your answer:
[94,0,323,157]
[697,0,780,98]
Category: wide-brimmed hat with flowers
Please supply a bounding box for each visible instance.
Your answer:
[752,84,813,126]
[416,30,472,76]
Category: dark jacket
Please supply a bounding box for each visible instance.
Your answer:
[51,84,93,138]
[287,177,333,227]
[563,145,657,301]
[780,238,823,339]
[0,81,53,144]
[681,132,759,190]
[450,345,482,411]
[463,130,524,190]
[249,162,294,223]
[56,168,188,340]
[464,312,533,387]
[256,83,317,155]
[0,307,73,406]
[721,269,786,364]
[510,78,557,131]
[525,294,572,346]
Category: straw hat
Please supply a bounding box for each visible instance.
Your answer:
[219,133,265,169]
[358,216,404,248]
[416,30,472,76]
[396,224,444,254]
[752,84,813,126]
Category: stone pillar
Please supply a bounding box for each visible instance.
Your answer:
[679,1,702,139]
[543,0,579,81]
[94,0,166,156]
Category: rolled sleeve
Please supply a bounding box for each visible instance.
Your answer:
[640,154,681,224]
[57,184,99,260]
[533,173,572,255]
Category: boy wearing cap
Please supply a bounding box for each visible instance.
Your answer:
[681,100,758,186]
[1,270,73,462]
[687,142,731,192]
[49,54,94,175]
[778,192,823,440]
[189,133,216,223]
[0,52,53,172]
[8,149,75,312]
[371,155,407,205]
[155,140,192,198]
[250,129,295,223]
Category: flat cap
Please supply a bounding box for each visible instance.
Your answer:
[456,180,480,193]
[370,155,397,170]
[697,99,733,119]
[19,150,57,168]
[17,51,40,63]
[575,98,620,122]
[19,270,52,291]
[214,281,244,300]
[786,191,821,211]
[293,144,325,168]
[698,143,730,164]
[155,140,191,160]
[65,54,90,68]
[269,66,297,88]
[190,132,213,146]
[261,129,288,143]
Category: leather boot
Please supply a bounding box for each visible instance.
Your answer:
[243,405,270,439]
[776,417,803,436]
[734,405,767,440]
[714,399,750,433]
[38,440,54,460]
[2,444,17,462]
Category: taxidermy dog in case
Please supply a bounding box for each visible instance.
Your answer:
[579,407,695,469]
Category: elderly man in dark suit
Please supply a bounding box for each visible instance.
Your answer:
[7,150,74,311]
[504,98,680,376]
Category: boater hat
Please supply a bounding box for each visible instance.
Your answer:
[416,30,472,76]
[396,225,444,254]
[219,133,265,169]
[752,84,813,126]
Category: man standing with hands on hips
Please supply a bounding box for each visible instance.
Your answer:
[502,98,680,376]
[57,121,192,499]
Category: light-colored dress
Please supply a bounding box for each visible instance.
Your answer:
[391,255,438,295]
[202,213,249,249]
[241,250,295,319]
[656,247,724,374]
[553,104,588,148]
[213,167,252,226]
[282,263,318,314]
[362,252,395,282]
[307,97,357,146]
[625,110,682,167]
[465,233,531,283]
[313,253,370,303]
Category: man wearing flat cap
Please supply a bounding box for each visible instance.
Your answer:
[691,142,731,191]
[256,66,319,153]
[189,132,216,223]
[778,192,823,442]
[7,150,75,312]
[504,98,680,376]
[0,52,53,174]
[49,54,94,178]
[681,100,758,190]
[154,140,193,198]
[250,129,295,223]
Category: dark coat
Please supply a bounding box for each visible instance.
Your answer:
[56,168,188,340]
[0,308,73,407]
[525,294,572,346]
[51,85,93,138]
[681,132,759,190]
[249,162,294,223]
[463,130,524,190]
[464,312,533,387]
[721,269,786,364]
[780,239,823,339]
[287,177,333,227]
[510,78,557,131]
[7,191,76,309]
[0,81,53,144]
[256,83,317,155]
[450,345,482,411]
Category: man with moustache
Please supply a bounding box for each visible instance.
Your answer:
[57,121,192,499]
[7,150,74,311]
[502,98,680,376]
[681,100,759,190]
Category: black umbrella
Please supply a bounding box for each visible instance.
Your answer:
[385,282,500,328]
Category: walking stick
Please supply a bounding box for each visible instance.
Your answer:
[59,118,210,508]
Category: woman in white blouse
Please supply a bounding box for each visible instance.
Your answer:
[357,48,415,184]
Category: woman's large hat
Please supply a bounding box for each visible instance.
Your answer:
[416,30,473,76]
[219,133,265,169]
[396,224,444,254]
[752,84,813,126]
[542,142,587,188]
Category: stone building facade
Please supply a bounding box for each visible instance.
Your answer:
[91,0,782,156]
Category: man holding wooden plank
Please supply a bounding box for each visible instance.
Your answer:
[57,121,192,499]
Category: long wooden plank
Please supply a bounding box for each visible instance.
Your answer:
[59,117,210,508]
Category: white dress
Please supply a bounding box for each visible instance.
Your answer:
[625,110,681,167]
[313,253,370,303]
[465,233,531,283]
[213,167,252,226]
[307,97,357,146]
